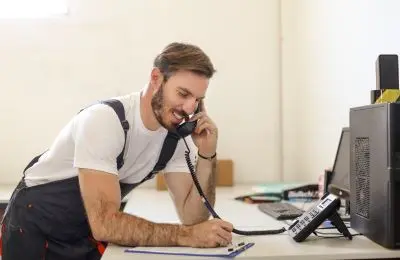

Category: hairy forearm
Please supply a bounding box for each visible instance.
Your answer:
[90,192,192,247]
[182,156,217,224]
[101,212,192,246]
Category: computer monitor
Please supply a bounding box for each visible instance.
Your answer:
[328,127,350,200]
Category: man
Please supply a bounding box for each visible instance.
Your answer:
[0,42,234,260]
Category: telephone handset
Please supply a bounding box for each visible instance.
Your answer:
[176,105,201,138]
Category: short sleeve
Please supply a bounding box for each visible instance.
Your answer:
[72,104,125,175]
[163,137,198,173]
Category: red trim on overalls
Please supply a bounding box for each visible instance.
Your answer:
[0,223,5,256]
[89,237,107,255]
[96,242,106,255]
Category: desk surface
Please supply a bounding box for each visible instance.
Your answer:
[101,185,400,260]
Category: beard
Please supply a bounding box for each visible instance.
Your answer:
[151,85,186,131]
[151,85,169,129]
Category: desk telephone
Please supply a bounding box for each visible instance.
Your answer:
[288,193,352,241]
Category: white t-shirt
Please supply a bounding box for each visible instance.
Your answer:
[24,91,198,187]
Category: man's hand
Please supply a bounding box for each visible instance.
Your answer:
[181,219,233,248]
[190,101,218,157]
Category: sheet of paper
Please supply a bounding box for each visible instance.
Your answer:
[124,238,253,257]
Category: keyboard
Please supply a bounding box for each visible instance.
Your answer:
[258,202,305,220]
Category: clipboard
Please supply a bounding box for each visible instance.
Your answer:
[124,241,254,258]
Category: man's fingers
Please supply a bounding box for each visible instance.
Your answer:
[216,226,232,245]
[195,117,207,127]
[217,220,234,232]
[194,120,211,134]
[213,234,229,247]
[189,112,205,121]
[196,123,217,136]
[211,219,234,246]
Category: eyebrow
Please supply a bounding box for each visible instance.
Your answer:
[178,87,205,100]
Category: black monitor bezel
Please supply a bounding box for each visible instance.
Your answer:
[327,127,351,200]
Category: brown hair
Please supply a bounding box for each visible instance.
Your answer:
[153,42,216,81]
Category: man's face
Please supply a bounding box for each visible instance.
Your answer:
[151,70,208,131]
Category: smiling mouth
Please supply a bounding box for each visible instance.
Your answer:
[172,111,191,126]
[173,111,184,120]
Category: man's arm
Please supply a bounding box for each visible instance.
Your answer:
[78,168,193,246]
[73,102,231,247]
[164,155,217,225]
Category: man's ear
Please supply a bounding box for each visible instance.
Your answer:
[150,68,164,92]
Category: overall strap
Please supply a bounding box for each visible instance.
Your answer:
[23,152,46,174]
[119,131,181,206]
[98,99,129,170]
[142,131,181,182]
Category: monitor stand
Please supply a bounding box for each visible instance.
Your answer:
[338,199,351,221]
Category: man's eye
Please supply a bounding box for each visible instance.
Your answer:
[179,91,188,97]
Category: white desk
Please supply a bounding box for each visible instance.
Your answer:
[101,186,400,260]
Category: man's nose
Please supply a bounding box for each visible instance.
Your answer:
[183,99,198,115]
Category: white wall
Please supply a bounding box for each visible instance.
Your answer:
[281,0,400,181]
[0,0,282,185]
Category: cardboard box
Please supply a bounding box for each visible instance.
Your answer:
[156,159,233,190]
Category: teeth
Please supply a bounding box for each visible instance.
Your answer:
[173,112,183,119]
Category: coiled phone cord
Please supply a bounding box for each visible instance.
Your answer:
[182,137,286,236]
